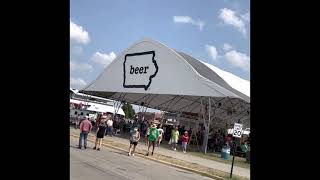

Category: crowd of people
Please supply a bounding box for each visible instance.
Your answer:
[77,116,192,154]
[76,115,250,158]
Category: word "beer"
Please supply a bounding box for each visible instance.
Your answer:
[130,65,149,74]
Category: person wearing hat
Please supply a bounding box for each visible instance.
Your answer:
[128,127,140,156]
[181,131,190,153]
[146,123,159,156]
[93,116,107,151]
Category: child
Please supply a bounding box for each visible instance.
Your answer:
[146,124,159,156]
[128,127,140,156]
[181,131,190,153]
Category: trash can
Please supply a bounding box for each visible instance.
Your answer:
[221,146,230,160]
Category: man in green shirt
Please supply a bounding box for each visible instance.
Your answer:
[146,123,159,156]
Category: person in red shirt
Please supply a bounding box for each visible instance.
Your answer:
[78,117,92,149]
[181,131,190,153]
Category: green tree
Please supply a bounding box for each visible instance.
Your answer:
[122,103,136,119]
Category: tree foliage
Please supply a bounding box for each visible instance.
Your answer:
[122,103,135,119]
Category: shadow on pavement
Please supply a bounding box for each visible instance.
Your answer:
[70,145,80,149]
[70,145,94,150]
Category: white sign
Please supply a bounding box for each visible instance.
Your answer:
[227,128,250,135]
[232,123,243,138]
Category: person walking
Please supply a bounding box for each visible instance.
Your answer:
[157,124,164,147]
[78,116,92,149]
[106,118,114,137]
[146,124,159,156]
[171,126,180,151]
[75,114,80,129]
[144,123,150,146]
[181,131,190,153]
[93,117,107,151]
[128,127,140,156]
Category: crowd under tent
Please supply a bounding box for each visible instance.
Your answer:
[80,38,250,153]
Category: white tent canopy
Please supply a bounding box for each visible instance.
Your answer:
[81,38,250,128]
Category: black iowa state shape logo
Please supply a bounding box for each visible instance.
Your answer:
[123,51,159,91]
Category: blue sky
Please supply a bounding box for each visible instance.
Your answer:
[70,0,250,89]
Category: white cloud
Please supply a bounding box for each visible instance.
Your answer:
[70,61,93,72]
[173,16,193,23]
[219,8,246,35]
[173,16,205,31]
[225,50,250,71]
[70,20,90,44]
[205,45,218,61]
[223,43,233,51]
[91,52,117,66]
[241,12,250,22]
[70,77,87,89]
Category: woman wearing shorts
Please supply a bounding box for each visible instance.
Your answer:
[128,127,140,156]
[93,118,107,151]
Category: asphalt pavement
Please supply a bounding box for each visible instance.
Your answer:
[70,136,214,180]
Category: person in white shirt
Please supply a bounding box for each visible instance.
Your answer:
[106,118,114,137]
[157,124,164,147]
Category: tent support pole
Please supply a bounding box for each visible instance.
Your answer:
[113,93,126,119]
[201,97,207,153]
[112,93,122,115]
[205,97,211,154]
[202,97,216,154]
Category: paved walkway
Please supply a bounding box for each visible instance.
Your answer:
[71,136,213,180]
[70,128,250,179]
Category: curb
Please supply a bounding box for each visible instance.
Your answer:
[71,133,226,180]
